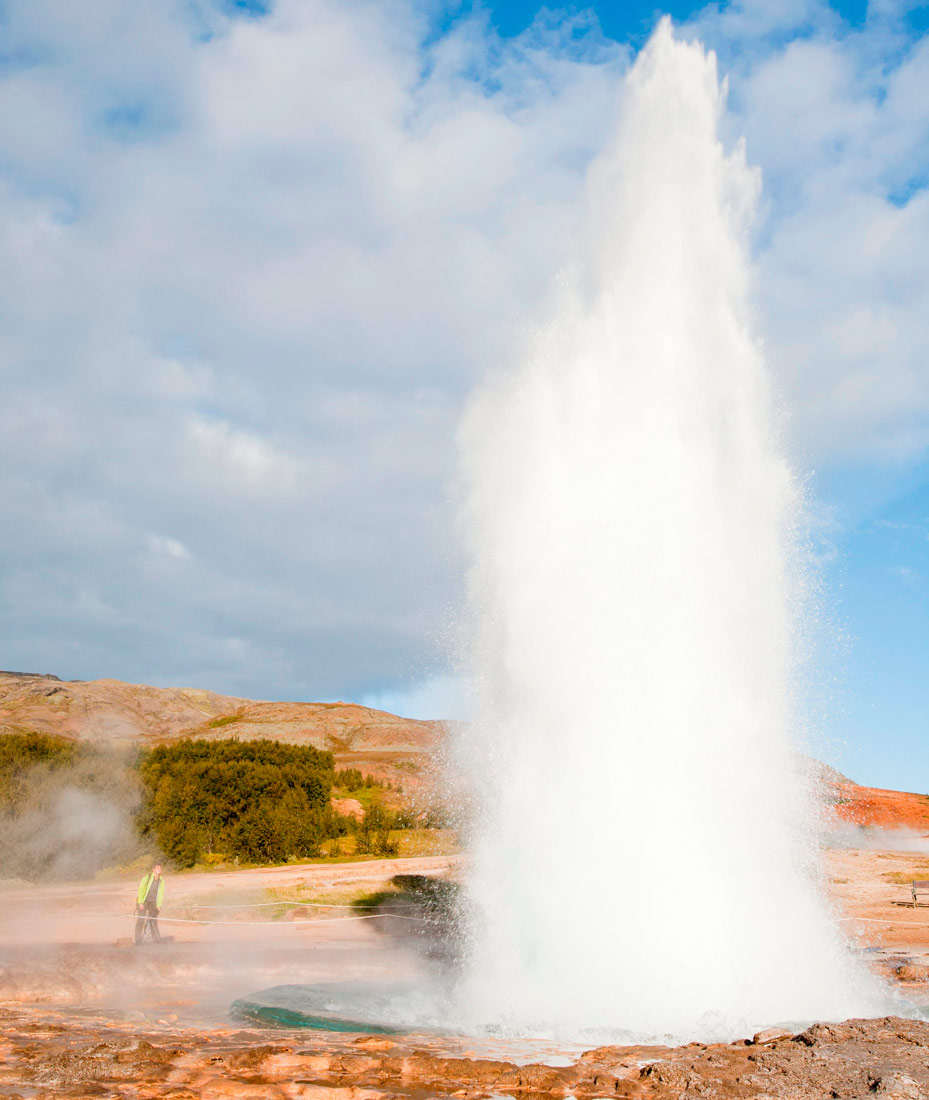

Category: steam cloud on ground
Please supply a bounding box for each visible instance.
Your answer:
[0,751,147,882]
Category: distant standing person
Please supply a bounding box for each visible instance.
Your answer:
[134,864,165,944]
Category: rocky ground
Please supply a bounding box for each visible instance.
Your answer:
[4,1007,929,1100]
[2,849,929,1098]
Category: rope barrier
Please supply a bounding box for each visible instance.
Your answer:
[14,900,929,932]
[0,895,363,910]
[127,909,431,926]
[139,913,387,926]
[160,899,358,910]
[838,916,929,927]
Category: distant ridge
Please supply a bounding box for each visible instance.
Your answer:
[3,671,924,830]
[0,670,62,681]
[0,672,443,799]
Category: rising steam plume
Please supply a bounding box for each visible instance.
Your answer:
[455,21,888,1041]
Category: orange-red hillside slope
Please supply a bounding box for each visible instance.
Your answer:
[833,781,929,831]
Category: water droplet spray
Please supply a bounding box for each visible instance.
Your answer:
[455,20,888,1042]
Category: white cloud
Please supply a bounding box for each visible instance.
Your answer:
[187,417,296,490]
[146,535,190,559]
[0,0,624,700]
[0,0,927,707]
[687,13,929,465]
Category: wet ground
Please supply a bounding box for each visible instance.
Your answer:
[4,850,929,1098]
[5,1002,929,1099]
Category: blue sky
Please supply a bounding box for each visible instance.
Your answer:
[816,461,929,787]
[0,0,927,790]
[448,0,709,39]
[452,0,926,37]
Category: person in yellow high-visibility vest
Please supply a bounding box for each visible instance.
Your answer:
[134,864,165,944]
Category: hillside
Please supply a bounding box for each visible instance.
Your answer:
[0,671,442,799]
[832,781,929,831]
[5,670,928,833]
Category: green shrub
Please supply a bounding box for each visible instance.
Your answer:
[137,738,348,867]
[0,731,79,804]
[354,802,400,857]
[334,768,382,792]
[0,731,417,878]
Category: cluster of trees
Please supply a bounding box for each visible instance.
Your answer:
[0,733,422,878]
[0,731,80,801]
[137,739,353,867]
[334,767,402,794]
[334,767,382,791]
[355,802,401,856]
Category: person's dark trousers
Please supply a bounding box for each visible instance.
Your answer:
[134,902,161,943]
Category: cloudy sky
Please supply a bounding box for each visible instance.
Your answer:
[1,0,927,789]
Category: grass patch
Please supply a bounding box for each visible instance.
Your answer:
[332,786,380,810]
[396,828,460,858]
[207,714,243,729]
[93,828,461,884]
[884,865,929,885]
[352,886,405,912]
[156,881,390,921]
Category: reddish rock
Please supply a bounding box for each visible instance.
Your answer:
[751,1027,795,1044]
[331,798,365,821]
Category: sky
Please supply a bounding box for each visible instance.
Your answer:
[0,0,927,790]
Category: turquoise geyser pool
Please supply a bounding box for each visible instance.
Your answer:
[230,981,448,1034]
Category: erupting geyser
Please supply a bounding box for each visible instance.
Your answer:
[455,22,887,1041]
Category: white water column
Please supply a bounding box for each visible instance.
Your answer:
[455,20,887,1041]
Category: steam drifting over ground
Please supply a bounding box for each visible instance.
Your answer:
[454,21,890,1042]
[0,748,145,882]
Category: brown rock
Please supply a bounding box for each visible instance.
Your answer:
[872,1071,925,1098]
[30,1037,177,1086]
[751,1027,795,1045]
[351,1038,396,1052]
[285,1088,385,1100]
[199,1081,286,1099]
[640,1060,704,1091]
[494,1062,578,1092]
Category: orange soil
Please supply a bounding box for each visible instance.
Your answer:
[833,782,929,831]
